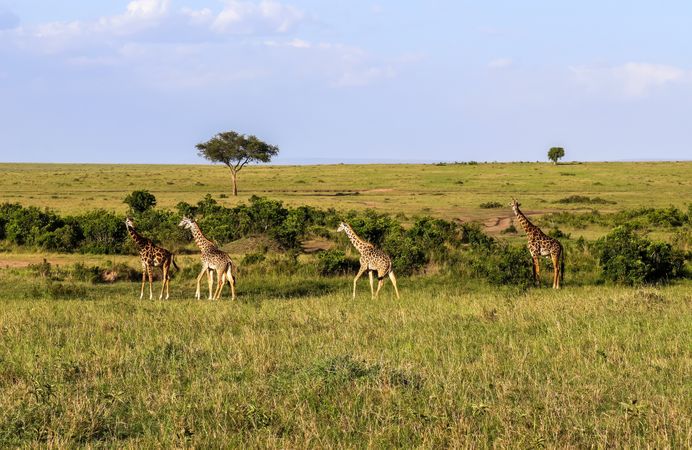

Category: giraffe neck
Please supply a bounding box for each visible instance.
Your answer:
[343,225,370,254]
[126,225,150,250]
[189,222,215,253]
[513,206,539,236]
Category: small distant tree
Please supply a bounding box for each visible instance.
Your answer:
[548,147,565,165]
[196,131,279,196]
[123,190,157,214]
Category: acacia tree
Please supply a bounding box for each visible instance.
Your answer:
[196,131,279,196]
[548,147,565,165]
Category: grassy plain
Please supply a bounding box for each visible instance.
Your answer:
[0,272,690,448]
[1,161,690,226]
[0,162,691,447]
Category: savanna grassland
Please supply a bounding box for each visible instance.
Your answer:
[0,162,691,447]
[2,161,690,220]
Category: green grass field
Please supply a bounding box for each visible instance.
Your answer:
[1,274,690,448]
[2,161,690,223]
[1,162,691,447]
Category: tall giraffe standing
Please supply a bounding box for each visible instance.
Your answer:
[178,217,237,300]
[337,222,400,299]
[124,217,178,299]
[509,198,564,289]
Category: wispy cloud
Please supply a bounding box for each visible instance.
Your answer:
[0,1,410,91]
[6,0,306,51]
[211,0,304,34]
[570,62,689,97]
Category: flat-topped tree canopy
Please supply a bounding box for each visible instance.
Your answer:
[196,131,279,196]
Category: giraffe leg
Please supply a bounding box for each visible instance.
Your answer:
[140,266,146,299]
[532,256,541,287]
[375,277,384,298]
[159,262,169,300]
[207,269,214,300]
[165,261,171,300]
[147,267,154,300]
[552,253,560,289]
[368,271,375,299]
[389,271,400,299]
[353,266,367,299]
[213,271,225,299]
[228,267,236,300]
[195,266,208,299]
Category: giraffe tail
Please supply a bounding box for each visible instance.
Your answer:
[172,256,179,271]
[227,264,237,285]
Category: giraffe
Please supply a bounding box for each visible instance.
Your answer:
[337,222,400,299]
[124,217,178,300]
[509,198,564,289]
[178,217,236,300]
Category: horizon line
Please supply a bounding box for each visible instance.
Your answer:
[1,158,691,166]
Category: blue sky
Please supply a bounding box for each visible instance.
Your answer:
[1,0,691,163]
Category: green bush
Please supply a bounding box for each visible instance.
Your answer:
[123,190,157,214]
[71,263,103,284]
[343,210,401,247]
[479,201,503,209]
[316,249,359,276]
[465,244,534,287]
[459,222,495,249]
[0,204,64,246]
[383,231,428,276]
[547,227,570,239]
[500,224,517,234]
[77,210,127,254]
[407,217,461,263]
[595,226,686,285]
[554,195,615,205]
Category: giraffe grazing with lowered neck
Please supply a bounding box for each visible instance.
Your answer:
[125,217,178,300]
[509,198,564,289]
[337,222,400,299]
[178,217,236,300]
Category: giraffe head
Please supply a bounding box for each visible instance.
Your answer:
[336,222,349,233]
[509,198,521,212]
[124,217,135,229]
[178,216,195,230]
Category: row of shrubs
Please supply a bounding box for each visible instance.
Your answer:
[3,193,690,286]
[540,205,692,230]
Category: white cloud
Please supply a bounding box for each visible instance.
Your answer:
[8,0,304,51]
[570,62,689,97]
[488,58,513,69]
[211,0,304,34]
[0,1,407,91]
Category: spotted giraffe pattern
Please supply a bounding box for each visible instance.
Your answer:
[125,217,178,299]
[337,222,400,299]
[509,198,564,289]
[178,217,236,300]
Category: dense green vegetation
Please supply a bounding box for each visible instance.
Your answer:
[1,192,689,285]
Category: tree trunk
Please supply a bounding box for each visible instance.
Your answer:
[231,170,238,196]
